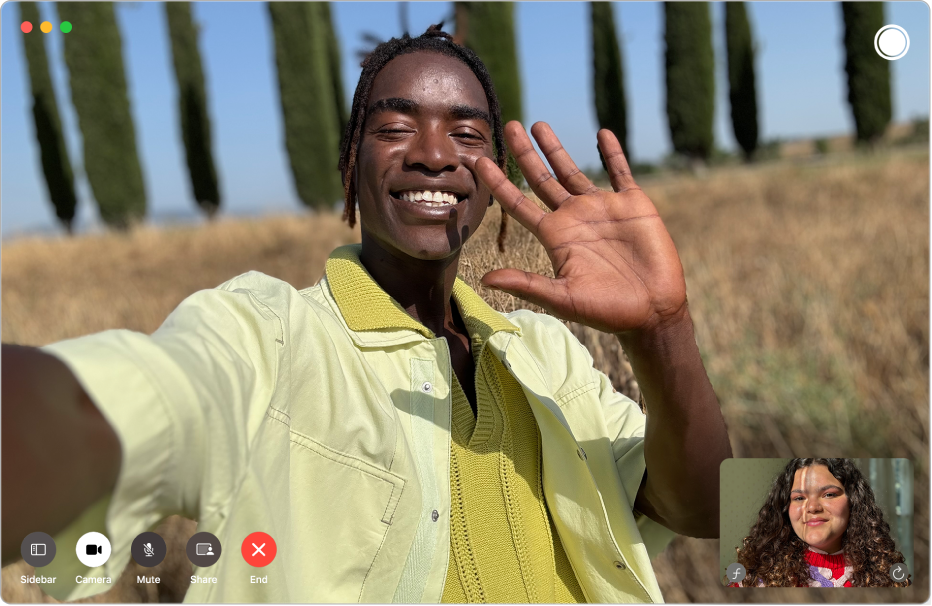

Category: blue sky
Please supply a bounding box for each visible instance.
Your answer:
[1,1,929,237]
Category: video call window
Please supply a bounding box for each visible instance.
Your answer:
[721,458,914,588]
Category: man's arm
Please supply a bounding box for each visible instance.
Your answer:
[618,309,731,538]
[475,122,732,539]
[1,344,121,564]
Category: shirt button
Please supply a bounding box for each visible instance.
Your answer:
[422,381,432,393]
[577,447,587,461]
[614,561,627,570]
[431,510,439,522]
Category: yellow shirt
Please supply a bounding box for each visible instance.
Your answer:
[441,348,584,602]
[43,244,675,603]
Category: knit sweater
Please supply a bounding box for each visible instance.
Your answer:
[805,548,852,587]
[729,548,853,587]
[441,345,585,603]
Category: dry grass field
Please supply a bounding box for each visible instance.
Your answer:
[2,148,928,602]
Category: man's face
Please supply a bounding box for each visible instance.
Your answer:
[788,464,850,553]
[355,51,495,261]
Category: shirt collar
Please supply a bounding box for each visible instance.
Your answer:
[324,244,520,344]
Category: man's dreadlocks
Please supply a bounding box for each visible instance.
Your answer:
[338,24,510,252]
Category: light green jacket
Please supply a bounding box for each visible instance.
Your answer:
[43,245,675,603]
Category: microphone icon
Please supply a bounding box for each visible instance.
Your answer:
[143,543,154,557]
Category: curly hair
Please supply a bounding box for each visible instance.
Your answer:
[338,24,510,251]
[733,458,909,587]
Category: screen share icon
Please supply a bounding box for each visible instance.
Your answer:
[196,543,214,556]
[186,532,222,567]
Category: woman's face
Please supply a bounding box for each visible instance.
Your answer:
[354,51,495,261]
[788,464,850,553]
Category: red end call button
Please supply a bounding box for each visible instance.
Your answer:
[241,532,277,567]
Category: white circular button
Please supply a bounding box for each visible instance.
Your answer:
[421,381,432,393]
[874,24,909,60]
[76,532,111,568]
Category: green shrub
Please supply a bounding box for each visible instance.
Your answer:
[841,2,891,144]
[320,3,348,140]
[166,3,221,217]
[269,2,343,209]
[456,2,524,187]
[58,2,146,229]
[590,2,629,158]
[724,2,759,160]
[19,2,77,232]
[664,2,715,162]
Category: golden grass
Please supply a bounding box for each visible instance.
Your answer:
[2,148,928,602]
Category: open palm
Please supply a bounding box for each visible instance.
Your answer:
[475,122,687,335]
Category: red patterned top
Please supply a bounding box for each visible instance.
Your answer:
[728,548,853,587]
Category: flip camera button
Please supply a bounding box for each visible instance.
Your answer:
[890,563,909,583]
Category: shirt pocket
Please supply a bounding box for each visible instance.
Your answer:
[288,430,405,601]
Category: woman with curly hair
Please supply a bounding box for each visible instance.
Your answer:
[730,458,909,587]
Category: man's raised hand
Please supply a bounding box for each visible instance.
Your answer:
[475,121,688,335]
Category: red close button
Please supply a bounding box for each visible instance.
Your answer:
[241,532,277,567]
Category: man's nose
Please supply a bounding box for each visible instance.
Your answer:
[406,127,457,173]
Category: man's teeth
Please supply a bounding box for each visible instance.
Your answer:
[399,191,461,206]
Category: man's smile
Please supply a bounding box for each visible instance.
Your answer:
[388,189,469,221]
[391,189,464,206]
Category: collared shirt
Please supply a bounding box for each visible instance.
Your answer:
[43,244,676,603]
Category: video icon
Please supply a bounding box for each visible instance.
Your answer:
[76,532,111,568]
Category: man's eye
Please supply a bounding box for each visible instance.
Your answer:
[453,131,483,141]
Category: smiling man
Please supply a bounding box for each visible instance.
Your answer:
[2,27,730,603]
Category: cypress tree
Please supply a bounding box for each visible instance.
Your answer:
[165,2,220,218]
[57,2,146,229]
[590,2,629,159]
[455,2,524,186]
[19,2,77,233]
[320,3,348,140]
[664,2,715,162]
[268,2,343,210]
[725,2,759,160]
[841,2,891,144]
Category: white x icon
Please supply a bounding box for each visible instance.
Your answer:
[252,543,265,557]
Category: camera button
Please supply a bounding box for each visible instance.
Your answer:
[76,532,111,568]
